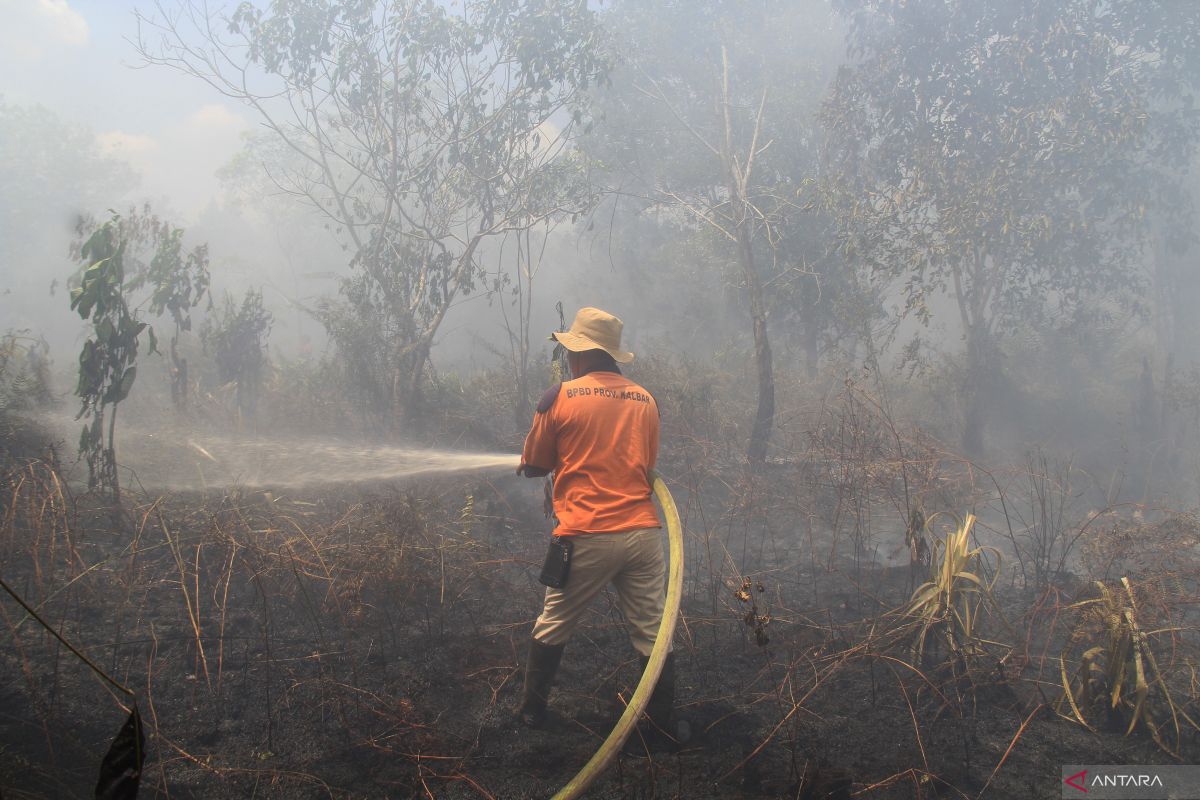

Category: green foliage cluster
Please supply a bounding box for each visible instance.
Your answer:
[123,209,211,409]
[69,208,211,497]
[584,0,870,460]
[317,287,392,432]
[130,224,210,329]
[823,0,1200,452]
[202,289,273,426]
[141,0,609,430]
[131,0,1200,460]
[70,217,147,496]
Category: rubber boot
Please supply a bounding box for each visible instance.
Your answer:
[518,638,564,728]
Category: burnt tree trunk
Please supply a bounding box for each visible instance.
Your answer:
[961,324,990,457]
[738,225,775,465]
[721,45,776,466]
[953,249,997,459]
[391,338,429,434]
[170,333,188,411]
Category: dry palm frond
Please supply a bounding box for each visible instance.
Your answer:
[1057,577,1199,756]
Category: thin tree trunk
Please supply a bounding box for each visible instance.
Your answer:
[961,325,987,457]
[389,314,420,434]
[804,311,819,379]
[106,402,120,503]
[740,227,775,465]
[720,45,775,465]
[408,340,428,419]
[170,332,187,411]
[952,251,992,457]
[391,338,430,434]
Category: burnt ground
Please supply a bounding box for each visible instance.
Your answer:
[1,420,1198,800]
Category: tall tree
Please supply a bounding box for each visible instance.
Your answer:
[136,0,606,430]
[585,0,844,464]
[0,101,136,333]
[823,0,1200,454]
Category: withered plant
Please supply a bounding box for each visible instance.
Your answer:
[734,576,772,647]
[1058,576,1200,756]
[902,514,1008,674]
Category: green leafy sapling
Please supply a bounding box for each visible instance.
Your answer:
[126,223,210,409]
[70,214,147,499]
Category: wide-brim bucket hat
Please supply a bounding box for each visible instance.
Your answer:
[550,307,635,363]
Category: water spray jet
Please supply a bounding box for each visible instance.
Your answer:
[32,411,521,491]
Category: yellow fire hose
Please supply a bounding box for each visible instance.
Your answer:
[551,470,684,800]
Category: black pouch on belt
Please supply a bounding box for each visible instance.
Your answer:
[538,535,573,588]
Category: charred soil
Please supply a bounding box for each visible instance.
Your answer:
[2,418,1198,799]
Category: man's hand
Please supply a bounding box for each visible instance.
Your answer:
[517,462,551,478]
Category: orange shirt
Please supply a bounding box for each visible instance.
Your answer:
[521,370,661,535]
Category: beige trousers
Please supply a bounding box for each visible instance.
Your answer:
[532,528,667,656]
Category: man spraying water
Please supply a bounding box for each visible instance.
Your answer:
[515,307,686,751]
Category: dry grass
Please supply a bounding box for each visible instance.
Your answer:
[0,443,532,796]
